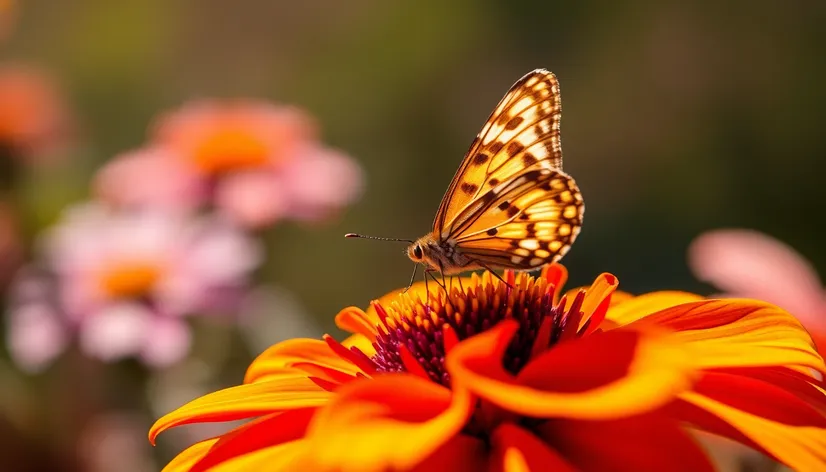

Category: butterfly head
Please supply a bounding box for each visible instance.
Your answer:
[407,243,424,262]
[406,234,438,264]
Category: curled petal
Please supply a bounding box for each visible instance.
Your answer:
[306,375,472,472]
[489,423,575,472]
[149,374,330,444]
[536,413,714,472]
[541,263,568,303]
[335,307,378,340]
[448,322,695,419]
[630,299,825,374]
[244,338,362,384]
[578,273,618,332]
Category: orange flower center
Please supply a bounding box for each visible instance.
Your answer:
[99,262,162,298]
[366,272,585,387]
[191,128,270,175]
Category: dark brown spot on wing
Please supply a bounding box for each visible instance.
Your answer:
[544,139,557,158]
[506,142,525,157]
[473,153,489,165]
[488,141,504,154]
[505,116,524,130]
[506,206,520,218]
[460,182,478,195]
[498,201,510,211]
[526,222,536,234]
[523,169,543,181]
[497,114,512,126]
[486,228,498,236]
[488,178,500,187]
[522,153,538,166]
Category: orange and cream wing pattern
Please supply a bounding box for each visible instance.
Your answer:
[450,167,583,269]
[433,69,565,237]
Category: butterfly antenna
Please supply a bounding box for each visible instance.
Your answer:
[345,233,415,244]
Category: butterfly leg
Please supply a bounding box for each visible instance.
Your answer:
[403,264,420,293]
[471,259,514,289]
[437,262,457,311]
[423,267,437,305]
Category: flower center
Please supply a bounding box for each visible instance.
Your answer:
[191,128,270,175]
[368,272,583,387]
[99,262,161,299]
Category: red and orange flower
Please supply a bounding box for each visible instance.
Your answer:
[150,265,826,471]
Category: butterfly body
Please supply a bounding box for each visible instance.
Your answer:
[351,69,584,277]
[407,234,484,275]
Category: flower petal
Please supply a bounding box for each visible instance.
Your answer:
[629,299,825,374]
[448,321,695,419]
[604,291,704,327]
[535,413,715,472]
[189,409,315,472]
[677,391,826,471]
[692,368,826,426]
[489,423,575,472]
[149,374,329,444]
[411,435,488,472]
[306,375,473,472]
[244,338,362,384]
[335,307,378,340]
[208,441,310,472]
[161,438,219,472]
[578,273,618,332]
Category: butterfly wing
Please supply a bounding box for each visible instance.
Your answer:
[448,167,583,270]
[433,69,564,238]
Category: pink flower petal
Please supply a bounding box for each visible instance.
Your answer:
[78,303,152,362]
[6,303,69,372]
[139,316,192,368]
[281,145,364,221]
[215,171,287,228]
[688,229,826,328]
[93,147,206,211]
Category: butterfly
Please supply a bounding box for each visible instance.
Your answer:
[347,69,583,282]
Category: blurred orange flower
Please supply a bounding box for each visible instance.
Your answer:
[0,64,72,160]
[152,100,315,177]
[150,265,826,471]
[0,0,14,42]
[96,100,363,228]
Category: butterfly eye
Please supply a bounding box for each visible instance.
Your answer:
[413,245,423,259]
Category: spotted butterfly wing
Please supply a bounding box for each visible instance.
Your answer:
[433,69,583,270]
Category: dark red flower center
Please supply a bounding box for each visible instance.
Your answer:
[365,272,586,387]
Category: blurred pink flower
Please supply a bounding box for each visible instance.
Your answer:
[688,228,826,352]
[94,100,363,228]
[6,203,262,372]
[0,63,72,160]
[93,147,206,212]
